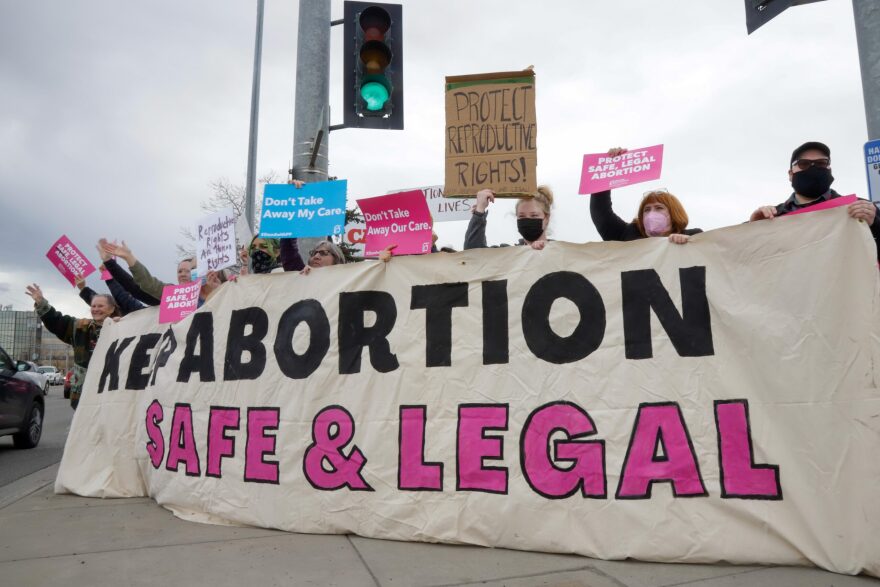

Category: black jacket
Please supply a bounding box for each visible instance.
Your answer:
[590,190,702,242]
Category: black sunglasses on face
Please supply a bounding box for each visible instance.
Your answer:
[792,158,830,171]
[309,249,332,257]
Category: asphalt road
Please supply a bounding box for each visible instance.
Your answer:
[0,385,74,488]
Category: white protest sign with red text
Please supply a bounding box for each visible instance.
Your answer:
[158,282,201,324]
[343,221,367,257]
[579,144,664,194]
[357,191,433,257]
[46,235,96,286]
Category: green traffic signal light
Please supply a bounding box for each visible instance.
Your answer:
[360,74,392,111]
[361,82,390,111]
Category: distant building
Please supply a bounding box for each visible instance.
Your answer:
[41,329,75,372]
[0,307,42,362]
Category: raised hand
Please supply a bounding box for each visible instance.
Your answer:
[474,189,495,214]
[25,284,45,305]
[95,241,112,262]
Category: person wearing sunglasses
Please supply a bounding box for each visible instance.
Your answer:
[590,148,701,244]
[749,141,880,257]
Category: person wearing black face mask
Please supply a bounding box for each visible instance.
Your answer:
[238,237,281,275]
[749,141,880,259]
[464,186,554,250]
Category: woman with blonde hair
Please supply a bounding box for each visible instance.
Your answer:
[590,148,701,244]
[464,185,555,250]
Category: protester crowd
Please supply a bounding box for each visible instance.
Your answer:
[26,141,880,409]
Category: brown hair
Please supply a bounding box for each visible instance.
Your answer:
[634,191,689,237]
[515,185,554,216]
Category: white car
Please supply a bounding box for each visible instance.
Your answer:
[38,366,61,386]
[19,362,49,395]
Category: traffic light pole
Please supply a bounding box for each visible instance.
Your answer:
[853,0,880,140]
[244,0,265,234]
[291,0,332,256]
[292,0,331,185]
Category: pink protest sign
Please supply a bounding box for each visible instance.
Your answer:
[785,195,857,217]
[357,191,434,257]
[578,144,664,194]
[45,235,96,286]
[159,282,202,324]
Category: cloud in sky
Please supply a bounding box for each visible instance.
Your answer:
[0,0,869,317]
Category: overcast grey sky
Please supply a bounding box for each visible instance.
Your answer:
[0,0,870,317]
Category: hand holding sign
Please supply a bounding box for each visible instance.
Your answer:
[579,145,664,194]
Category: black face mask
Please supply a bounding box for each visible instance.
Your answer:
[791,166,834,199]
[517,218,545,242]
[250,250,275,274]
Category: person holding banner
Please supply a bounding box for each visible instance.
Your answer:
[463,186,555,250]
[282,239,346,275]
[590,148,700,244]
[24,284,118,410]
[748,141,880,259]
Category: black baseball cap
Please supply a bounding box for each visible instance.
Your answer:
[791,141,830,164]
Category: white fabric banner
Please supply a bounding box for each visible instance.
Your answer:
[56,209,880,576]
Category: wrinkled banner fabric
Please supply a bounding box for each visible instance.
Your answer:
[56,209,880,576]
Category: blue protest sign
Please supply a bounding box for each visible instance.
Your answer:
[259,180,347,238]
[865,140,880,202]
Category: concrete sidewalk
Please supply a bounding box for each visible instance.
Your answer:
[0,466,877,587]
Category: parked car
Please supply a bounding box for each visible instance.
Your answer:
[38,365,62,386]
[17,361,49,395]
[0,344,44,449]
[63,370,73,399]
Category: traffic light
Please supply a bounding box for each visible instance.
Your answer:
[343,1,403,130]
[745,0,826,34]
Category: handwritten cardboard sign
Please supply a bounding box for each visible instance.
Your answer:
[785,195,858,217]
[579,145,664,194]
[158,281,201,324]
[46,235,96,286]
[389,185,474,222]
[357,191,433,257]
[259,180,347,239]
[444,69,537,198]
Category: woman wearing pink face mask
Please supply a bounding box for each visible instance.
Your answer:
[590,148,702,244]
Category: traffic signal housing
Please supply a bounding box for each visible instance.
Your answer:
[343,1,403,130]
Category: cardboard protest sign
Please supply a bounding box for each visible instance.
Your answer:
[46,235,96,286]
[390,185,474,222]
[158,282,201,324]
[579,145,664,194]
[785,194,857,217]
[259,181,347,239]
[444,69,537,197]
[56,209,880,578]
[195,208,236,273]
[357,190,433,257]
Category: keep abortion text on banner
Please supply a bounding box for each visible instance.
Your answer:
[56,208,880,577]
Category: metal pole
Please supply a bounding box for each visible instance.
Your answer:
[244,0,266,233]
[292,0,331,258]
[853,0,880,140]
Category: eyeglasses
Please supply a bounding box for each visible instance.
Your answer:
[643,188,669,197]
[791,158,830,171]
[309,248,332,258]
